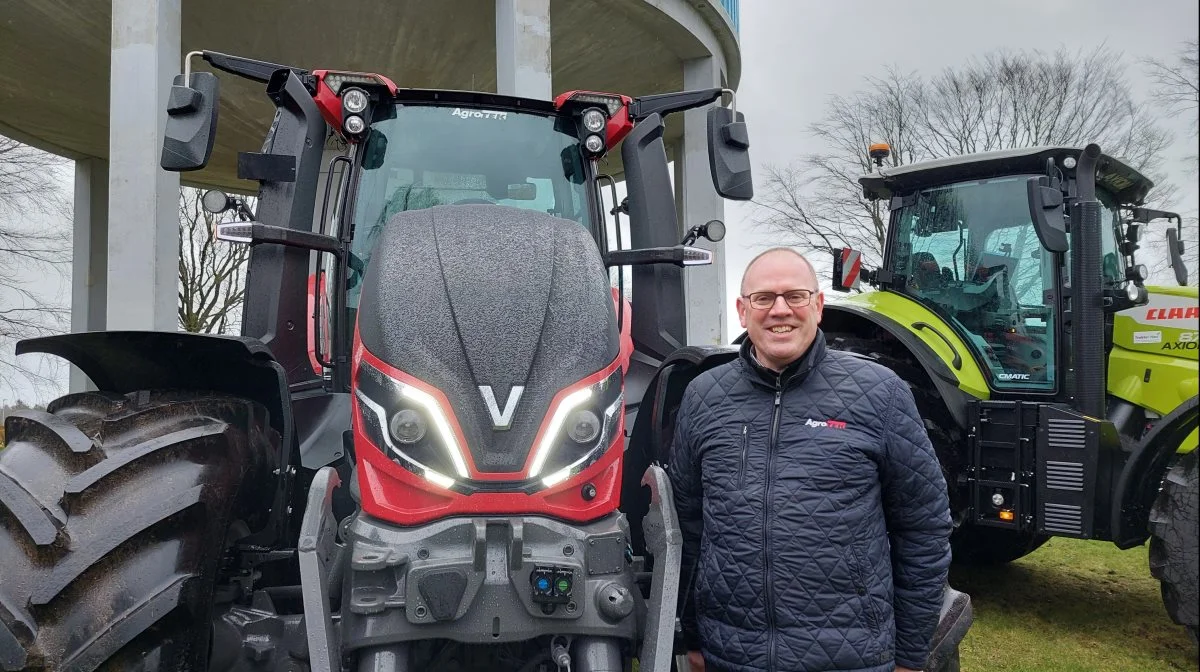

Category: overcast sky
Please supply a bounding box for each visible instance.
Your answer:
[722,0,1199,336]
[2,0,1198,405]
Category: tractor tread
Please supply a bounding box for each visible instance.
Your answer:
[31,484,204,607]
[4,410,97,456]
[1148,450,1199,643]
[0,468,61,546]
[0,390,276,671]
[63,422,228,495]
[0,617,27,672]
[46,392,128,423]
[60,575,190,672]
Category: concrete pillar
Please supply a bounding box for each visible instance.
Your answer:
[106,0,181,331]
[495,0,552,100]
[70,158,109,392]
[678,56,727,345]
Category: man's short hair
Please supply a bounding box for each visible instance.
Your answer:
[740,247,819,295]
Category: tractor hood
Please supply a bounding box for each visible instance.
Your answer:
[354,204,620,478]
[1112,286,1199,361]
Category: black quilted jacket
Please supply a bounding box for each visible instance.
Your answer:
[668,331,953,672]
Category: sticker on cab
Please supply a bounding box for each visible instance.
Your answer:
[1133,331,1163,344]
[451,108,508,121]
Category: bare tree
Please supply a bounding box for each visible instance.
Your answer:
[177,187,251,334]
[754,45,1175,270]
[1143,40,1199,165]
[0,135,71,395]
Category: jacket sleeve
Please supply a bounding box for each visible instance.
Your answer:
[879,376,953,670]
[667,384,705,650]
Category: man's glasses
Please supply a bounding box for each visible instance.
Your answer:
[742,289,819,310]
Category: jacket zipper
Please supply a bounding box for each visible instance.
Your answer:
[764,380,782,671]
[738,424,749,487]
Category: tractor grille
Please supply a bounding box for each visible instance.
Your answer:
[1042,503,1084,535]
[1047,418,1086,448]
[1045,461,1085,491]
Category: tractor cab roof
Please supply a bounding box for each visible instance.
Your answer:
[859,145,1155,206]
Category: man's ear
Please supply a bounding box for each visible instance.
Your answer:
[814,291,825,324]
[736,296,748,328]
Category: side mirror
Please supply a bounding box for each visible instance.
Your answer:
[680,219,726,246]
[160,71,219,171]
[830,247,863,293]
[706,106,753,201]
[1026,176,1068,253]
[1167,226,1189,286]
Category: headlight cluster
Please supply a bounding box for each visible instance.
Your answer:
[528,367,624,488]
[355,357,468,490]
[355,355,623,492]
[579,106,608,158]
[341,86,371,137]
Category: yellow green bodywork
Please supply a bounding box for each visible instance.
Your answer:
[834,285,1198,454]
[833,291,992,400]
[1110,285,1199,453]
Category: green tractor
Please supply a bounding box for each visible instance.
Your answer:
[822,143,1198,640]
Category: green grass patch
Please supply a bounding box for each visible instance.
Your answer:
[952,537,1196,671]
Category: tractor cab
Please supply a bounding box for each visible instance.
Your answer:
[840,144,1188,400]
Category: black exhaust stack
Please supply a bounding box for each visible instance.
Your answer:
[1071,144,1105,419]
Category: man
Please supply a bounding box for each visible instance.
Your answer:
[669,248,952,672]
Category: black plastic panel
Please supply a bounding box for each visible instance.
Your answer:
[1036,405,1100,538]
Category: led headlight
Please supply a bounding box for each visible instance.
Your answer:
[354,356,470,489]
[342,87,369,114]
[583,134,605,154]
[390,409,427,444]
[567,410,601,443]
[582,108,606,133]
[344,114,366,135]
[529,367,624,487]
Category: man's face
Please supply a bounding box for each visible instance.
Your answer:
[736,252,824,371]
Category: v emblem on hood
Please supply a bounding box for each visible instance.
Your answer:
[479,385,524,430]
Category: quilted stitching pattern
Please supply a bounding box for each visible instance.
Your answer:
[670,332,952,672]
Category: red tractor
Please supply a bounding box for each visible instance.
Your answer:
[0,51,968,671]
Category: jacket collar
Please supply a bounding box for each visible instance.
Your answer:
[739,329,827,390]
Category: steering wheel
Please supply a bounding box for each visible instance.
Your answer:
[452,198,496,205]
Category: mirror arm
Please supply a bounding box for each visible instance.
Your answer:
[603,245,712,268]
[216,222,342,256]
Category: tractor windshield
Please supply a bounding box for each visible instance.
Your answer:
[891,175,1063,392]
[347,104,592,259]
[341,104,594,314]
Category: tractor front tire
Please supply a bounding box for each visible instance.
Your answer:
[1149,449,1199,644]
[0,390,277,672]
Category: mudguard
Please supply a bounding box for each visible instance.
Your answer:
[17,331,292,444]
[823,304,975,428]
[1111,395,1200,548]
[17,330,297,544]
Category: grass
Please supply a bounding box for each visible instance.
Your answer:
[952,537,1197,671]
